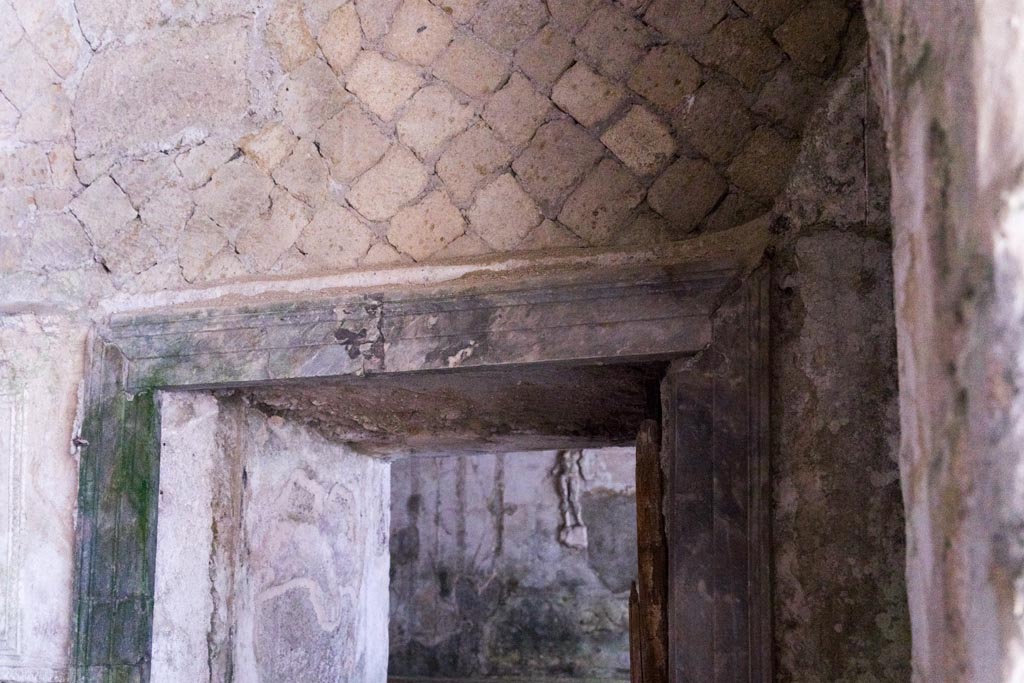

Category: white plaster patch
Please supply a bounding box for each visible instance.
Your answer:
[446,340,476,367]
[0,389,24,658]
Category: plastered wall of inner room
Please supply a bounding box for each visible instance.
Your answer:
[388,448,637,680]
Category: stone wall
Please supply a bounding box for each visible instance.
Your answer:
[389,448,636,680]
[0,316,84,683]
[2,0,861,309]
[769,61,910,682]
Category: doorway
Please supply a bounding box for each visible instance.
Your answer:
[71,262,769,683]
[239,360,661,682]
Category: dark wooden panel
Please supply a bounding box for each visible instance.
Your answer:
[108,269,731,391]
[663,267,770,683]
[635,418,669,683]
[630,582,644,683]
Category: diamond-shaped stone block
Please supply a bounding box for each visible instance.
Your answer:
[552,62,625,128]
[600,106,674,175]
[644,0,729,41]
[388,190,466,260]
[348,145,429,220]
[355,0,401,41]
[436,124,512,204]
[702,17,782,89]
[316,104,391,182]
[628,45,701,112]
[194,159,273,238]
[69,175,137,239]
[558,158,644,244]
[397,84,474,159]
[319,4,363,75]
[239,123,298,172]
[295,205,374,268]
[674,79,754,164]
[276,58,350,137]
[236,187,312,270]
[515,25,575,85]
[467,173,542,250]
[647,156,727,230]
[512,119,604,216]
[346,51,423,120]
[433,33,510,97]
[547,0,602,34]
[575,5,649,79]
[266,0,317,72]
[385,0,455,66]
[482,74,551,145]
[272,139,328,206]
[472,0,547,50]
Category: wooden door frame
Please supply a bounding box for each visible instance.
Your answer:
[71,260,770,683]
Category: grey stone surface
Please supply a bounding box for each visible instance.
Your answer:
[769,62,910,683]
[4,0,860,298]
[244,363,661,455]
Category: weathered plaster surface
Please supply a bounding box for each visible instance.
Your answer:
[153,394,390,683]
[0,316,85,683]
[388,448,635,679]
[864,0,1024,680]
[151,393,227,683]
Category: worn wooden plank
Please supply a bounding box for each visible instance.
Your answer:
[108,269,732,390]
[73,338,161,682]
[636,419,669,683]
[663,266,771,683]
[629,582,644,683]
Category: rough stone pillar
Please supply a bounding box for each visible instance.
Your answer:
[153,394,390,683]
[865,1,1024,680]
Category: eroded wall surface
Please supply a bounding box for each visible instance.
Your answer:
[153,394,390,683]
[770,61,910,682]
[864,0,1024,680]
[0,316,84,683]
[388,448,636,680]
